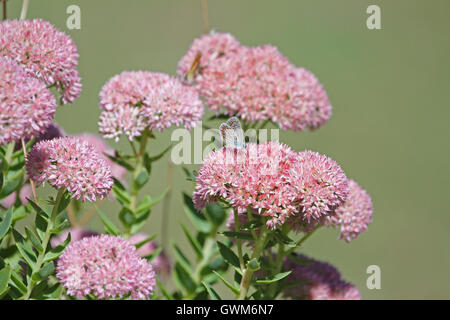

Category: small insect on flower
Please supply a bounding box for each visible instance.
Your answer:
[219,116,246,149]
[185,52,202,83]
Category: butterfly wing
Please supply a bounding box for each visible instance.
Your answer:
[226,117,245,149]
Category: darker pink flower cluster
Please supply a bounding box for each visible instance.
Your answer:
[56,235,155,299]
[0,57,56,145]
[0,19,82,104]
[177,32,332,131]
[98,71,203,141]
[26,137,113,202]
[328,179,373,242]
[283,254,361,300]
[193,142,348,228]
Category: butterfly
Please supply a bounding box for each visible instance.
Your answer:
[219,116,246,149]
[185,52,202,83]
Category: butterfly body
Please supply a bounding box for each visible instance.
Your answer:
[219,116,246,149]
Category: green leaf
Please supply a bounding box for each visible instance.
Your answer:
[183,193,211,233]
[28,199,50,218]
[220,231,254,241]
[182,167,196,182]
[119,207,135,227]
[273,230,296,247]
[133,234,156,249]
[144,247,162,263]
[148,144,172,162]
[0,207,13,240]
[0,169,24,199]
[246,258,260,271]
[255,270,292,284]
[212,271,240,294]
[133,168,149,189]
[112,185,131,206]
[287,254,314,265]
[240,220,263,231]
[205,203,226,227]
[13,230,37,268]
[140,188,169,213]
[10,270,27,294]
[50,218,71,234]
[43,233,71,263]
[180,222,203,259]
[105,153,134,171]
[174,262,197,294]
[202,281,222,300]
[55,191,71,215]
[25,227,43,253]
[172,243,192,272]
[32,261,55,281]
[217,241,240,269]
[156,279,174,300]
[0,171,3,192]
[96,207,120,236]
[0,265,11,295]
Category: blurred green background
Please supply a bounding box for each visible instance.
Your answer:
[6,0,450,299]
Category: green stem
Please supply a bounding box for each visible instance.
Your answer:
[234,210,245,270]
[237,227,269,300]
[22,188,66,299]
[129,129,150,213]
[5,141,15,163]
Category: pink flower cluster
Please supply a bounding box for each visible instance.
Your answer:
[177,32,331,131]
[328,179,373,242]
[56,235,155,299]
[0,19,81,104]
[98,71,203,141]
[193,142,348,228]
[0,57,56,145]
[283,254,361,300]
[26,137,113,202]
[76,133,126,180]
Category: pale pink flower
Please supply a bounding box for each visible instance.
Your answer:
[51,228,98,248]
[0,185,32,208]
[0,56,56,145]
[0,19,81,104]
[194,143,348,229]
[290,150,349,223]
[129,233,171,277]
[56,235,155,299]
[328,179,373,242]
[283,254,361,300]
[177,31,241,82]
[98,71,203,141]
[26,137,113,202]
[193,142,301,228]
[76,133,126,180]
[185,40,332,131]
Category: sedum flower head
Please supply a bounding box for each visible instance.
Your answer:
[328,179,373,242]
[56,235,155,299]
[283,254,361,300]
[0,19,82,104]
[98,71,203,141]
[0,57,57,145]
[194,143,348,229]
[291,150,349,223]
[26,137,113,202]
[193,141,302,228]
[177,31,242,82]
[178,33,332,131]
